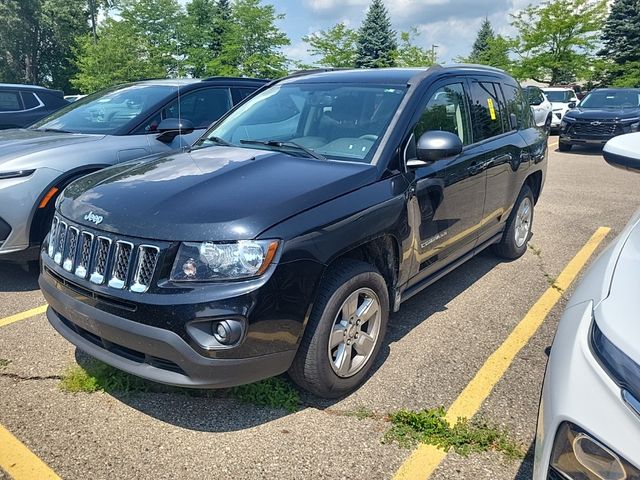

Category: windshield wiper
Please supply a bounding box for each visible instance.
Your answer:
[240,139,326,161]
[36,128,74,134]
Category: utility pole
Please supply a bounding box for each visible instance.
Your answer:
[89,0,97,44]
[431,44,439,64]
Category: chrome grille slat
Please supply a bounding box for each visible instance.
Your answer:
[130,245,160,293]
[46,217,160,293]
[54,222,67,265]
[63,227,79,272]
[75,232,94,279]
[90,236,112,285]
[108,241,134,290]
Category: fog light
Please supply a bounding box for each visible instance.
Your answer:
[573,434,626,480]
[212,320,242,345]
[182,259,198,278]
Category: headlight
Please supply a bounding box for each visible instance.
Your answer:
[549,422,640,480]
[170,240,279,281]
[0,169,35,180]
[591,320,640,414]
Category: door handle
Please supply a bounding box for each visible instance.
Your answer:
[486,153,513,167]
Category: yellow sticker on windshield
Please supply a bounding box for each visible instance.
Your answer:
[487,98,497,120]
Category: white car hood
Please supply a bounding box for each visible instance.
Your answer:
[595,210,640,365]
[550,102,569,111]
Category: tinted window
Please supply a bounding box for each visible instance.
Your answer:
[138,87,233,133]
[414,83,471,146]
[544,90,573,103]
[501,83,530,130]
[31,84,176,134]
[469,81,505,141]
[236,88,257,101]
[0,91,21,111]
[580,90,640,109]
[21,92,41,110]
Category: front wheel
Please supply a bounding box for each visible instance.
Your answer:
[493,185,534,260]
[289,260,389,398]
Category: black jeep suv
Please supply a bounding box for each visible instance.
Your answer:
[40,66,547,398]
[559,88,640,151]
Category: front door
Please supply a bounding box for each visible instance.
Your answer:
[405,79,487,286]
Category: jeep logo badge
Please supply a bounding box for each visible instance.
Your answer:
[84,211,104,225]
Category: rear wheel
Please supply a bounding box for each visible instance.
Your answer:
[493,185,534,260]
[558,141,572,152]
[289,260,389,398]
[544,115,552,133]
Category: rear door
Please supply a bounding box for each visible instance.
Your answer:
[405,78,487,286]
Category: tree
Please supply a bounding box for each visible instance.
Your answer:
[72,19,166,93]
[469,18,494,63]
[600,0,640,64]
[510,0,608,85]
[0,0,90,91]
[207,0,290,78]
[395,28,433,67]
[303,23,358,68]
[355,0,397,68]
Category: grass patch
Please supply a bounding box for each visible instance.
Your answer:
[528,244,542,256]
[344,406,376,420]
[230,377,300,412]
[384,407,524,459]
[0,358,10,369]
[60,361,150,394]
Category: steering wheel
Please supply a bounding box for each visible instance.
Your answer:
[359,134,378,142]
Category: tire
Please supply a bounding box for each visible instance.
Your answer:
[289,259,389,398]
[493,184,534,260]
[544,115,552,133]
[558,141,572,152]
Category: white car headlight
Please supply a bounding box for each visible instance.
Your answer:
[170,240,279,281]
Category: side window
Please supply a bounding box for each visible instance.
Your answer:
[21,92,42,110]
[501,83,535,130]
[137,87,233,133]
[468,81,506,141]
[234,88,257,102]
[0,90,22,111]
[413,82,471,146]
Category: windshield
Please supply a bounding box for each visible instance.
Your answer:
[580,90,640,109]
[31,84,177,134]
[198,83,407,163]
[544,90,573,103]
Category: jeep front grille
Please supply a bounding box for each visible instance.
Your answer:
[47,215,161,293]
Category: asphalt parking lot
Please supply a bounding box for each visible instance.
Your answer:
[1,137,639,480]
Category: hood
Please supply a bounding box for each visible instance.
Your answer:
[550,102,569,111]
[59,146,377,241]
[0,129,103,170]
[565,107,640,122]
[594,209,640,365]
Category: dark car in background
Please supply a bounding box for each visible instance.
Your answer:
[559,88,640,151]
[0,84,69,129]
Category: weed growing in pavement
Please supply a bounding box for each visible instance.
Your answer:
[383,407,524,459]
[230,377,300,412]
[0,359,10,369]
[528,244,542,256]
[60,361,150,393]
[344,406,377,420]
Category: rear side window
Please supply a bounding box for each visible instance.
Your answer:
[235,88,257,102]
[501,83,534,130]
[21,92,42,110]
[468,81,506,141]
[0,91,22,111]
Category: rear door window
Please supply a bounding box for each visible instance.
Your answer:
[501,83,534,130]
[0,91,22,111]
[468,81,506,141]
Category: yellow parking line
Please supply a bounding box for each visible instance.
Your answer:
[549,141,558,149]
[0,305,48,328]
[393,226,611,480]
[0,425,61,479]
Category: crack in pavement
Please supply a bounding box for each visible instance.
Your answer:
[0,372,62,382]
[528,243,563,293]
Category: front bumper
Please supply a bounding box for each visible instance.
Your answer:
[534,300,640,478]
[40,242,324,388]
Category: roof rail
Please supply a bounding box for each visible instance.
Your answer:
[442,63,507,73]
[201,76,269,82]
[287,68,351,78]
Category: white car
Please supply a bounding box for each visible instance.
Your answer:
[534,132,640,479]
[542,87,579,131]
[525,86,553,130]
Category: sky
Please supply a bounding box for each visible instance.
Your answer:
[180,0,544,65]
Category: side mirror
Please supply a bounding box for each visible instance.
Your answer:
[603,134,640,173]
[509,113,519,130]
[408,131,463,167]
[156,118,195,143]
[568,102,577,109]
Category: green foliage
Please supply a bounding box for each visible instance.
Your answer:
[610,61,640,87]
[303,23,358,68]
[344,406,376,420]
[469,18,495,63]
[384,407,524,459]
[599,0,640,86]
[207,0,290,78]
[395,28,434,67]
[510,0,608,85]
[355,0,397,68]
[0,359,10,369]
[230,377,300,412]
[0,0,90,91]
[60,361,150,393]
